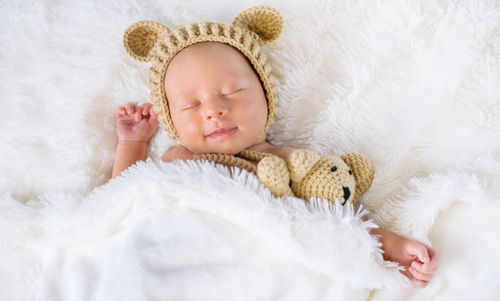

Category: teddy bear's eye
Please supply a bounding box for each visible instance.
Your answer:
[349,170,352,175]
[331,166,337,172]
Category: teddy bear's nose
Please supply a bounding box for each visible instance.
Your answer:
[342,187,351,203]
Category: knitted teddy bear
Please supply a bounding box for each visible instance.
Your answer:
[194,149,375,205]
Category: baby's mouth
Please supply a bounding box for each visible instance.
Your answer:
[206,127,238,140]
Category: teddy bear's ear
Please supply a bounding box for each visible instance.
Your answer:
[341,153,375,201]
[288,150,321,183]
[123,20,171,62]
[232,5,283,46]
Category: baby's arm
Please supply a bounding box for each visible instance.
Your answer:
[112,103,158,178]
[112,141,148,178]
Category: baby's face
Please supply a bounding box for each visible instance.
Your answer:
[164,42,268,154]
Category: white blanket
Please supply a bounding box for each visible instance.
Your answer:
[1,160,409,300]
[1,0,500,300]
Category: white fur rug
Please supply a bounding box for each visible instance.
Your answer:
[1,0,500,300]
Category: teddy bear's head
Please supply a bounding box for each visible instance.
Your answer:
[288,151,374,205]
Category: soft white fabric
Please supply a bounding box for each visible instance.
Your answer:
[1,160,408,300]
[1,0,499,300]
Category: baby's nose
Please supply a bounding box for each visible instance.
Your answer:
[203,96,228,120]
[204,110,225,121]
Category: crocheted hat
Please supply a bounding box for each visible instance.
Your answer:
[123,5,284,143]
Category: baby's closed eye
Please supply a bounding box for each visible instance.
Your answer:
[182,101,201,110]
[221,87,244,96]
[221,82,246,96]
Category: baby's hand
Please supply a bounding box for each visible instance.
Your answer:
[115,102,158,143]
[384,235,440,288]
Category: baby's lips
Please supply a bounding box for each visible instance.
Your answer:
[204,121,230,136]
[207,127,237,136]
[206,127,238,140]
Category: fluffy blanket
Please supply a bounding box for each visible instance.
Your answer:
[1,0,499,300]
[1,160,408,300]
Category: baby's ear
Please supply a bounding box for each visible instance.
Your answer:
[232,5,283,46]
[123,20,171,62]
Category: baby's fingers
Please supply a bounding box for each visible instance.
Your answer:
[415,279,428,288]
[126,103,136,115]
[149,107,158,127]
[408,265,433,282]
[116,107,126,118]
[134,106,143,121]
[412,260,438,275]
[142,103,152,115]
[146,104,157,117]
[428,248,440,268]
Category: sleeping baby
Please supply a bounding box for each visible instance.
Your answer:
[112,5,439,288]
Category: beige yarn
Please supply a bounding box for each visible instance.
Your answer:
[193,149,375,205]
[340,153,375,201]
[193,152,257,174]
[123,6,284,143]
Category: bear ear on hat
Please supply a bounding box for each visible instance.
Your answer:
[232,5,284,46]
[123,20,171,62]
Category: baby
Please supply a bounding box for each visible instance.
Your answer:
[113,6,439,288]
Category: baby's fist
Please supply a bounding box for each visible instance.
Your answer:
[405,243,439,288]
[115,102,158,143]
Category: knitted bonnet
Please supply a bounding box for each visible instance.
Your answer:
[123,5,284,143]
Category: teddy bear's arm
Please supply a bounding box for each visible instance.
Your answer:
[256,155,294,197]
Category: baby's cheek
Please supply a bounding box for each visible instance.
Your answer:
[243,102,267,128]
[183,119,201,134]
[176,117,202,144]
